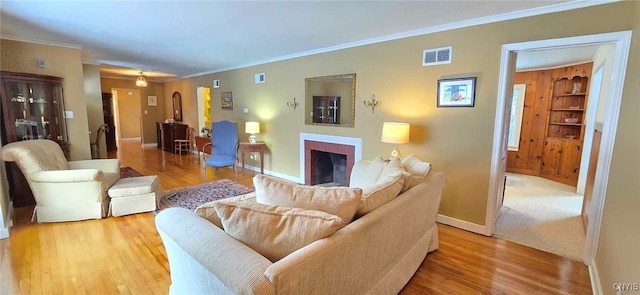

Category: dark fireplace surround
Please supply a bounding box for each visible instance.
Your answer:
[304,140,355,186]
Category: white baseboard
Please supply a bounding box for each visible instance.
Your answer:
[436,214,487,235]
[119,137,141,142]
[0,226,8,239]
[0,201,13,239]
[239,164,302,183]
[588,259,603,295]
[141,143,158,148]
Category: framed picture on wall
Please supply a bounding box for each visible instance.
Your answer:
[221,92,233,110]
[147,96,157,107]
[437,77,476,107]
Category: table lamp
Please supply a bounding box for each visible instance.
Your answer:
[381,122,410,158]
[245,121,260,143]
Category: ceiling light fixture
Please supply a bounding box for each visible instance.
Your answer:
[136,71,148,87]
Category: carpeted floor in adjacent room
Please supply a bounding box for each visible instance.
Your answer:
[494,172,585,260]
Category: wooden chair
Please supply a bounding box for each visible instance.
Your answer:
[90,124,109,159]
[174,127,194,155]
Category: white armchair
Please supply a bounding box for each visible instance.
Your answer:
[1,139,121,223]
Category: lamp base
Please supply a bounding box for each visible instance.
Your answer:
[248,134,257,144]
[390,146,401,159]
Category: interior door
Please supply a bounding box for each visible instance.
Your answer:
[582,129,602,232]
[102,92,117,151]
[495,51,519,220]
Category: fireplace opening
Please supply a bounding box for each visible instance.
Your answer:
[312,151,347,186]
[303,138,357,186]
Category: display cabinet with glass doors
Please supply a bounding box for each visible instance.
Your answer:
[1,71,69,206]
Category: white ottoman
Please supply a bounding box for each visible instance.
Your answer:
[108,175,162,217]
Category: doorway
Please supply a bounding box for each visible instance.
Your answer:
[485,31,632,265]
[496,56,602,260]
[111,88,142,143]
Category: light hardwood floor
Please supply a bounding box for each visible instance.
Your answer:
[0,142,592,294]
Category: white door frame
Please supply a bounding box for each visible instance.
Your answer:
[485,32,631,269]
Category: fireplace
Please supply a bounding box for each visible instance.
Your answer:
[300,133,362,186]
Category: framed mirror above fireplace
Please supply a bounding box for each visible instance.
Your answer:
[305,73,356,128]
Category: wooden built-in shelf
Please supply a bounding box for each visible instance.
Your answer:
[554,92,587,97]
[549,123,582,126]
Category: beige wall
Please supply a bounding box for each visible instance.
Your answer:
[82,64,107,158]
[163,85,197,131]
[113,88,141,139]
[164,2,635,225]
[1,39,91,160]
[101,78,166,144]
[595,2,640,294]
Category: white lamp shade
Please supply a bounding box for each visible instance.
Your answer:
[245,121,260,134]
[381,122,410,144]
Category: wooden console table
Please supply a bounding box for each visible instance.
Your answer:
[238,142,266,175]
[156,122,188,153]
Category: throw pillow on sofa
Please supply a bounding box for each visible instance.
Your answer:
[355,157,405,217]
[348,156,386,189]
[254,174,362,224]
[253,174,296,201]
[401,154,431,192]
[194,192,257,228]
[213,200,343,262]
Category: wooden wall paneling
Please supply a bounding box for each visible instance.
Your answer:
[513,71,537,171]
[506,152,517,169]
[558,139,574,177]
[568,141,582,180]
[508,62,591,187]
[527,70,551,173]
[541,138,561,175]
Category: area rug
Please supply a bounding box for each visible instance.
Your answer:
[120,167,143,178]
[494,173,585,260]
[157,179,254,212]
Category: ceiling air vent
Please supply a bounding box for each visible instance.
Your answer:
[422,46,452,66]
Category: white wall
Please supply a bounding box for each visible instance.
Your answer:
[592,44,615,125]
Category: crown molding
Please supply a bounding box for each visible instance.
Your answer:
[82,59,101,66]
[0,34,82,49]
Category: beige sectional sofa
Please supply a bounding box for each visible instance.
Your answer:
[155,167,446,295]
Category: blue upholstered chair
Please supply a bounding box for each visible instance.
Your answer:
[202,120,238,179]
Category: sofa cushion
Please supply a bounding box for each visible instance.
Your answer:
[254,174,362,224]
[214,200,343,262]
[356,158,405,217]
[401,154,431,191]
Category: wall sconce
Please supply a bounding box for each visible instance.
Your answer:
[381,122,410,158]
[363,94,380,113]
[286,97,299,110]
[245,121,260,143]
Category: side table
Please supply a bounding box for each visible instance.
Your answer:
[239,142,266,175]
[195,136,211,162]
